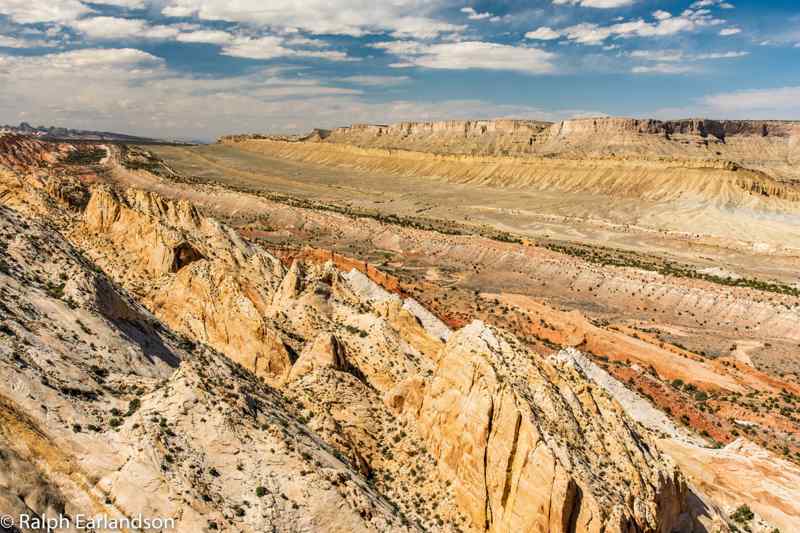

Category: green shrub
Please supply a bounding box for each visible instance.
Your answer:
[730,504,754,524]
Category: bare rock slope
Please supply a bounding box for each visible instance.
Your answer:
[0,139,712,532]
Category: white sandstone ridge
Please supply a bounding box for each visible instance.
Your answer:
[390,319,694,532]
[550,348,800,533]
[551,348,705,446]
[342,269,451,341]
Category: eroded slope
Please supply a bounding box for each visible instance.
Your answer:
[0,139,714,532]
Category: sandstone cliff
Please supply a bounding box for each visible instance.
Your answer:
[220,117,800,186]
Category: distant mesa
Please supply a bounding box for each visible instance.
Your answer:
[219,116,800,150]
[218,116,800,182]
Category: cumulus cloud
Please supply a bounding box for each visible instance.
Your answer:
[70,17,180,40]
[221,36,355,61]
[694,50,747,59]
[374,40,556,74]
[629,50,684,62]
[0,35,57,48]
[66,17,355,61]
[630,49,748,61]
[525,27,561,40]
[719,27,741,36]
[691,0,735,8]
[0,0,153,24]
[557,7,725,45]
[0,0,92,24]
[553,0,637,8]
[0,47,363,138]
[461,7,492,20]
[160,0,461,39]
[175,30,234,45]
[0,45,582,140]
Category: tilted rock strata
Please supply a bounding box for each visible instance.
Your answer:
[1,156,705,532]
[80,186,292,386]
[0,197,408,532]
[398,321,689,532]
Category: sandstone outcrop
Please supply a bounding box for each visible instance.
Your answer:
[403,321,689,533]
[79,186,292,385]
[659,438,800,533]
[288,333,348,380]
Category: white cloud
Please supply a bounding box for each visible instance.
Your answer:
[92,0,147,7]
[719,27,741,36]
[0,0,92,24]
[553,0,637,8]
[160,0,460,39]
[388,17,466,39]
[0,0,150,24]
[629,50,683,62]
[374,40,555,74]
[558,7,725,45]
[702,86,800,112]
[525,27,561,40]
[176,30,234,45]
[221,36,355,61]
[65,17,354,61]
[0,48,163,76]
[337,75,411,86]
[631,49,748,61]
[285,36,330,48]
[691,0,734,8]
[0,47,366,138]
[652,10,672,21]
[460,7,492,20]
[70,17,180,40]
[219,36,289,59]
[632,64,694,74]
[0,35,56,48]
[694,50,747,59]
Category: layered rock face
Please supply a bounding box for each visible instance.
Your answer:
[0,155,703,532]
[0,134,64,170]
[547,118,800,140]
[79,186,292,385]
[220,116,800,206]
[335,119,552,139]
[0,184,410,532]
[279,117,800,158]
[224,117,800,184]
[397,322,688,533]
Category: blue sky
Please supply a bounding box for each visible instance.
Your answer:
[0,0,798,140]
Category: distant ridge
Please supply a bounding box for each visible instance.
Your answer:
[0,121,193,144]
